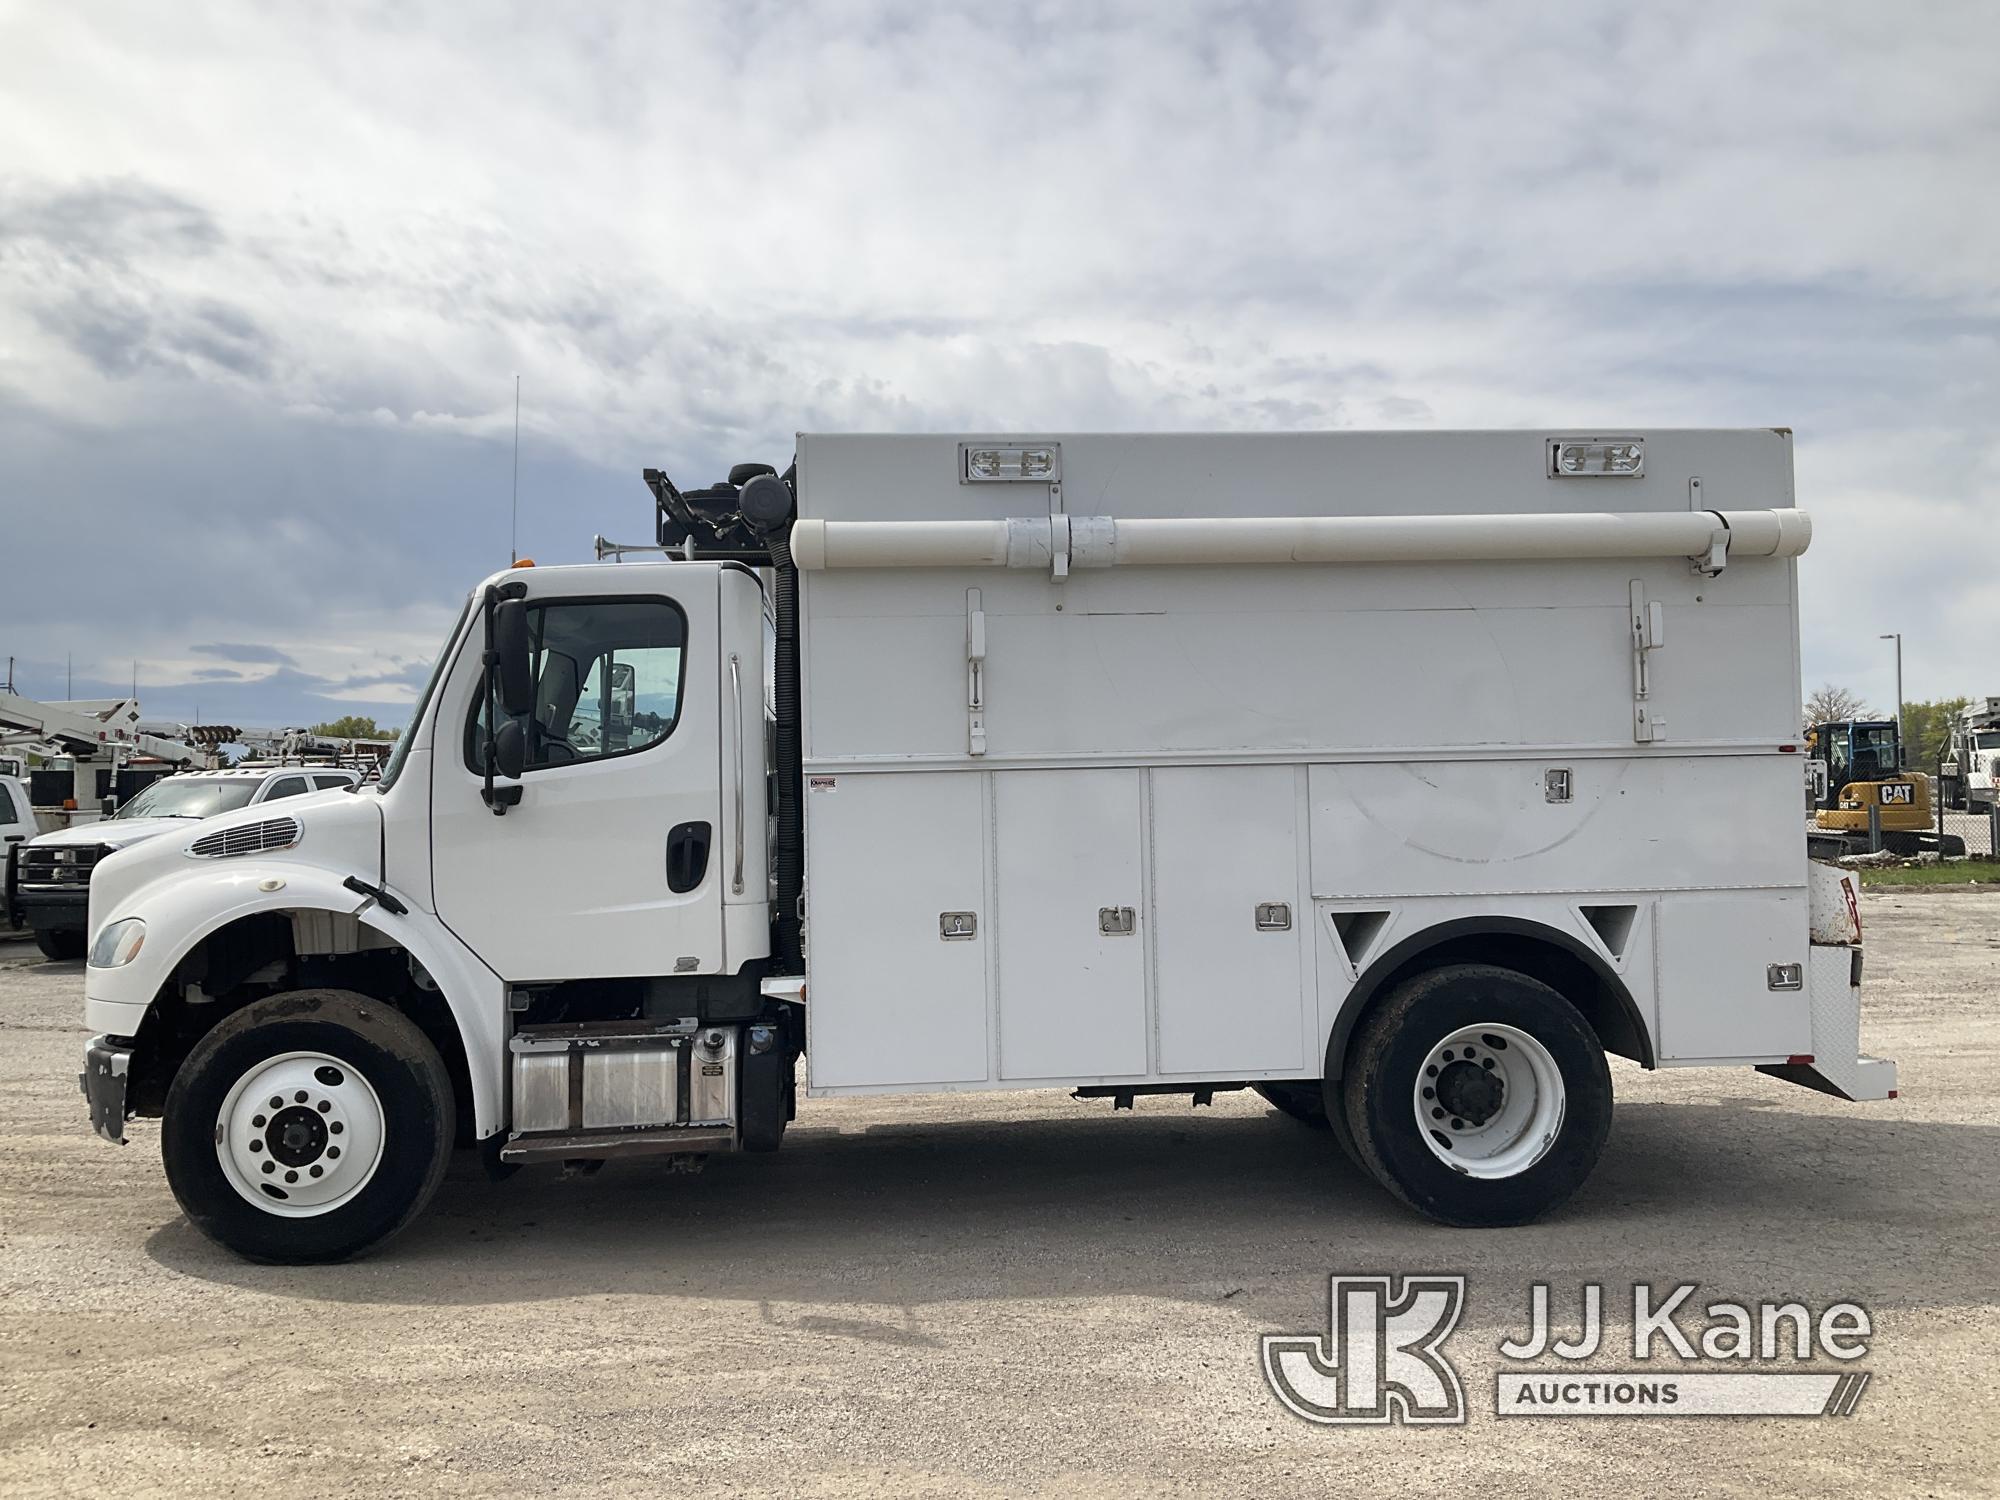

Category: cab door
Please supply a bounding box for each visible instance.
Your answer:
[0,779,29,853]
[430,566,724,982]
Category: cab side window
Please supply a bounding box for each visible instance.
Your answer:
[468,597,686,774]
[311,774,352,790]
[262,776,310,801]
[0,781,20,829]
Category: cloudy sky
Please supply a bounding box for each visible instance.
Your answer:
[2,1,1995,732]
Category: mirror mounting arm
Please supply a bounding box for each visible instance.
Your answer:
[480,585,506,816]
[480,580,532,816]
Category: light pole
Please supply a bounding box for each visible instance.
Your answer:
[1880,632,1904,768]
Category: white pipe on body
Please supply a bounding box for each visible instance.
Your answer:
[787,509,1810,571]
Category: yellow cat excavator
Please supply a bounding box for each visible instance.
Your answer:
[1805,718,1963,856]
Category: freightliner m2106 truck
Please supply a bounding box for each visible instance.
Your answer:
[79,431,1888,1262]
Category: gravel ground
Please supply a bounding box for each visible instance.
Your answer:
[2,893,1996,1498]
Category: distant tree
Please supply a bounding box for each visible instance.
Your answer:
[1803,684,1872,729]
[1901,697,1969,768]
[311,715,399,740]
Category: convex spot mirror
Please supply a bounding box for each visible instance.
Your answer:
[493,716,527,779]
[493,598,534,718]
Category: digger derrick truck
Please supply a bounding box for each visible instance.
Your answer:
[1939,697,2000,814]
[78,430,1892,1263]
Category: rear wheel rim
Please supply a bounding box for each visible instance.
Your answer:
[214,1051,386,1217]
[1411,1022,1564,1179]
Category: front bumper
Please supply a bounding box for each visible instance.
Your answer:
[11,887,89,934]
[80,1035,134,1144]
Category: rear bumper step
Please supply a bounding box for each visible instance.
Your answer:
[1757,1055,1898,1102]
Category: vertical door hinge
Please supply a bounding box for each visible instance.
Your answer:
[1630,579,1667,743]
[966,587,987,756]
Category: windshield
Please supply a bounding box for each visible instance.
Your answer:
[377,596,475,792]
[116,778,259,820]
[1846,724,1900,778]
[1974,731,2000,751]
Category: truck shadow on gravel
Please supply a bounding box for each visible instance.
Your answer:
[144,1095,1995,1327]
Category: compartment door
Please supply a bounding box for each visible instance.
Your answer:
[805,771,989,1089]
[1656,893,1810,1060]
[1153,765,1307,1075]
[996,769,1148,1080]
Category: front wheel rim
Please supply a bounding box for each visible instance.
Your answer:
[1410,1023,1565,1179]
[214,1051,386,1217]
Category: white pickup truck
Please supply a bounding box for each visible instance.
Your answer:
[8,766,359,960]
[0,773,32,935]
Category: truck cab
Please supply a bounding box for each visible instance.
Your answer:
[1940,697,2000,813]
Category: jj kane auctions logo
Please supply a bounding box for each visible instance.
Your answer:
[1263,1276,1873,1423]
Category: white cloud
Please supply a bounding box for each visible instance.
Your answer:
[0,0,1995,718]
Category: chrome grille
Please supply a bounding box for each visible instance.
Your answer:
[188,817,301,859]
[18,844,108,887]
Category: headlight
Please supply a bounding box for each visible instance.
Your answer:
[88,918,146,969]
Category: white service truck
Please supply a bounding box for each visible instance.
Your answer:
[0,772,32,932]
[1940,697,2000,813]
[79,430,1890,1263]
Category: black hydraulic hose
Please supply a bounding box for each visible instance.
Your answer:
[767,523,805,972]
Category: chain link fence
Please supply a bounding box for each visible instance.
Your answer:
[1935,750,1999,861]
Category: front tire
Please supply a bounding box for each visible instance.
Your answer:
[1343,964,1612,1227]
[162,989,454,1264]
[34,928,84,961]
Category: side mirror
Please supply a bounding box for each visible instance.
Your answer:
[493,599,534,717]
[493,716,527,779]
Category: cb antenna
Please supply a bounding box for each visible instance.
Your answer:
[510,373,521,566]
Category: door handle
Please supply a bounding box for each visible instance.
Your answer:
[667,821,711,893]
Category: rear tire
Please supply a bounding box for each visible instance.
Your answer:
[1253,1081,1329,1129]
[162,989,454,1264]
[1319,1076,1366,1170]
[1250,1081,1367,1170]
[34,928,84,961]
[1343,964,1611,1227]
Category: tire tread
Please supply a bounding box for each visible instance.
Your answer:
[1343,963,1612,1226]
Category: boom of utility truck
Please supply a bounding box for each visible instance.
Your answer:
[78,430,1891,1263]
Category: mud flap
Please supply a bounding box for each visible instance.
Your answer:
[80,1035,134,1144]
